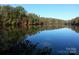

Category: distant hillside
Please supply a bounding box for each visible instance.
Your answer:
[0,5,79,27]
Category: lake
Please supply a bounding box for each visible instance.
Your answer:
[0,25,79,55]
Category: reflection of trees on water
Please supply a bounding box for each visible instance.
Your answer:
[1,25,79,55]
[18,25,65,35]
[0,40,52,55]
[0,26,24,54]
[0,26,53,55]
[70,26,79,33]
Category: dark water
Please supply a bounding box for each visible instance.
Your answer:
[0,25,79,55]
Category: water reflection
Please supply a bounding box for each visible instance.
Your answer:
[70,26,79,33]
[0,25,53,55]
[0,25,79,55]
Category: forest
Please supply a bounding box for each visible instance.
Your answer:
[0,5,79,27]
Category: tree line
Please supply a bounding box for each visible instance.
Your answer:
[0,5,66,27]
[70,17,79,25]
[0,5,79,27]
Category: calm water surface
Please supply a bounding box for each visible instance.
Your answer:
[25,27,79,54]
[0,26,79,55]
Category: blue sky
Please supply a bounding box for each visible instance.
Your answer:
[2,4,79,20]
